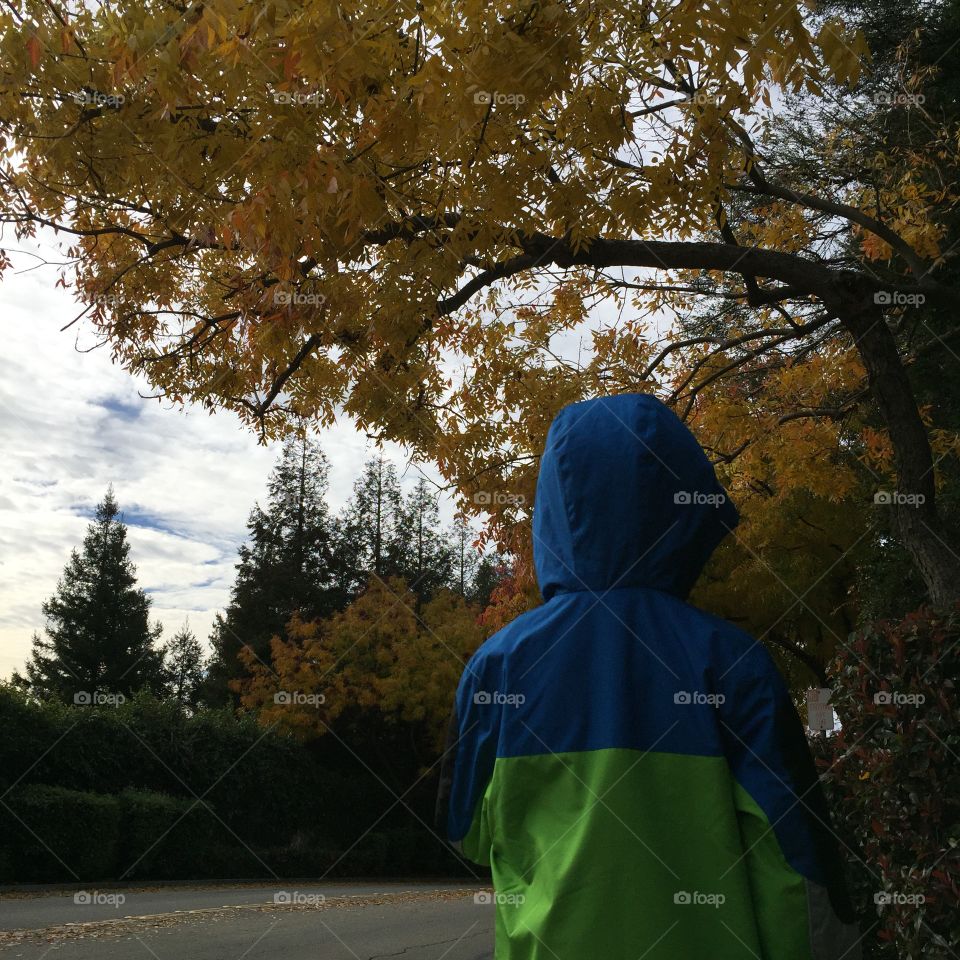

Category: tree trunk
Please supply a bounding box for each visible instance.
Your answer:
[839,292,960,607]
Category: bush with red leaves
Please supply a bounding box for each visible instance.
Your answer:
[810,606,959,960]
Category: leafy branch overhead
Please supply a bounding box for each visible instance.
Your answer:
[1,0,959,601]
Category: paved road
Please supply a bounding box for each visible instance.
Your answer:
[0,883,494,959]
[0,882,475,930]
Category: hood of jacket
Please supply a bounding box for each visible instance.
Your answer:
[532,394,739,601]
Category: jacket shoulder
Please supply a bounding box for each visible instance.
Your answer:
[465,602,552,667]
[675,600,774,675]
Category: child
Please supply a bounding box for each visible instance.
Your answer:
[437,394,860,960]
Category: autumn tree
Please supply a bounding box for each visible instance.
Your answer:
[797,0,960,617]
[239,577,485,767]
[1,0,959,601]
[14,487,165,702]
[571,0,960,667]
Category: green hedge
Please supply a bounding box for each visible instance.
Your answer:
[0,687,476,882]
[0,786,306,882]
[0,692,329,847]
[3,785,121,882]
[116,789,243,880]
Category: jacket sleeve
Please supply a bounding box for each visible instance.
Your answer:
[434,653,499,865]
[716,639,862,960]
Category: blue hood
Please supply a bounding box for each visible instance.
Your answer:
[532,394,739,600]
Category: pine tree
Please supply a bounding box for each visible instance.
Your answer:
[206,433,340,702]
[163,622,206,709]
[448,515,507,606]
[471,553,508,608]
[14,487,164,702]
[450,514,480,597]
[402,479,454,600]
[337,456,409,593]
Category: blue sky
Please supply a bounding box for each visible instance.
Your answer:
[0,233,450,679]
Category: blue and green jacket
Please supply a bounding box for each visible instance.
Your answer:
[437,394,860,959]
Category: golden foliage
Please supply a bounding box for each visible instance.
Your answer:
[237,577,485,750]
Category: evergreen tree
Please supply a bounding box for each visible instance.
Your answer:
[471,554,508,608]
[401,479,454,601]
[448,515,509,607]
[14,487,164,702]
[163,622,206,709]
[337,456,409,593]
[450,515,480,597]
[206,433,340,703]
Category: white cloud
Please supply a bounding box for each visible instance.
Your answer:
[0,235,449,680]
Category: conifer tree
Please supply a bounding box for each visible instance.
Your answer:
[401,479,454,601]
[206,433,339,702]
[163,622,206,709]
[15,487,164,702]
[471,554,508,609]
[337,456,409,593]
[450,515,480,597]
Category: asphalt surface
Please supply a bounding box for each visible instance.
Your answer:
[0,882,475,930]
[0,883,494,959]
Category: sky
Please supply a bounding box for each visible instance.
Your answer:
[0,234,450,680]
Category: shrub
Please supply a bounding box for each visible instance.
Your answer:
[811,606,960,960]
[0,845,14,884]
[3,785,121,881]
[0,686,467,881]
[117,789,217,879]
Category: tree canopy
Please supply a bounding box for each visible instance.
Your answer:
[1,0,958,605]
